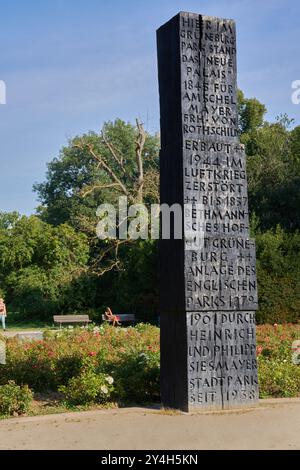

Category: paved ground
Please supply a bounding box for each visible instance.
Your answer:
[0,398,299,450]
[3,331,44,340]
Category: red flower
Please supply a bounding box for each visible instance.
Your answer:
[88,351,97,357]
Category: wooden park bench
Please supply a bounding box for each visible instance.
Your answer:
[102,313,136,326]
[53,315,91,328]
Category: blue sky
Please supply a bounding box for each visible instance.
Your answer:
[0,0,299,215]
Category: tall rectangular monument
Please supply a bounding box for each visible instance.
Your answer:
[157,12,259,411]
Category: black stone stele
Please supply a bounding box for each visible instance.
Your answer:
[157,12,259,411]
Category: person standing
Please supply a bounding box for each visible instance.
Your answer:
[0,298,7,331]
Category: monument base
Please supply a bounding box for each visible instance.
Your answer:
[160,311,259,412]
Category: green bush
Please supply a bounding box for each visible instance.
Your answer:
[54,354,85,386]
[1,340,57,391]
[258,358,300,398]
[255,227,300,324]
[257,323,300,397]
[105,351,160,403]
[0,381,33,416]
[59,369,114,406]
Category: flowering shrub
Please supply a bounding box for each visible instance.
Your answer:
[256,323,300,360]
[0,323,299,409]
[256,323,300,397]
[0,381,33,416]
[59,370,114,406]
[103,350,160,403]
[258,358,300,398]
[0,324,160,405]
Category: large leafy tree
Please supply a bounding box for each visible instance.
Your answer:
[237,89,266,134]
[34,118,160,279]
[0,214,91,318]
[34,119,160,228]
[244,116,300,230]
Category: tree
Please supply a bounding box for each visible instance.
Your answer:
[34,119,160,227]
[0,211,20,230]
[290,125,300,161]
[245,116,300,230]
[0,214,91,318]
[255,226,300,323]
[237,90,300,231]
[34,119,160,278]
[238,89,266,134]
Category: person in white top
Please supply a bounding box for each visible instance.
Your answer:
[0,298,7,331]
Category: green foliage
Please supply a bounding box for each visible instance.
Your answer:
[1,105,300,324]
[107,351,160,403]
[236,92,300,325]
[0,381,33,416]
[0,215,91,319]
[108,240,159,322]
[1,325,160,405]
[59,369,114,406]
[0,211,20,230]
[1,324,299,408]
[258,359,300,398]
[1,331,92,390]
[245,119,300,231]
[257,324,300,397]
[29,119,160,322]
[34,119,159,227]
[238,89,266,134]
[290,125,300,160]
[254,226,300,323]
